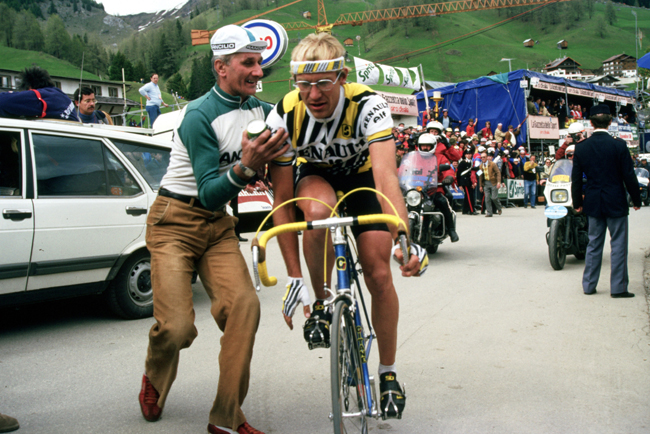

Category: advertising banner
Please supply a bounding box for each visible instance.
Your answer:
[528,115,560,139]
[375,91,419,117]
[355,57,379,86]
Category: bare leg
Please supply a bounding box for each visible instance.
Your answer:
[296,175,336,300]
[357,231,398,366]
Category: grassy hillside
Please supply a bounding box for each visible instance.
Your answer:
[0,45,103,80]
[177,0,649,103]
[4,0,648,106]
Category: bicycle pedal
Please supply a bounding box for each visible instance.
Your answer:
[307,341,330,350]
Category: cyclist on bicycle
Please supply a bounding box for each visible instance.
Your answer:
[266,33,427,419]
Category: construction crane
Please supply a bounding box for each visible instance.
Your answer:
[192,0,569,45]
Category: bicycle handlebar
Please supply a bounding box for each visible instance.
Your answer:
[251,214,408,291]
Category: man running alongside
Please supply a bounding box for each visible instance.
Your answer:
[266,33,426,420]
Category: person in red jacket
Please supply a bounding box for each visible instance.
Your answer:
[480,121,493,140]
[418,133,459,242]
[466,118,476,137]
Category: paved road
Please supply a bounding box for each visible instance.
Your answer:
[1,207,649,433]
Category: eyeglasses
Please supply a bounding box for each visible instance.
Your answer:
[294,72,342,93]
[81,99,97,104]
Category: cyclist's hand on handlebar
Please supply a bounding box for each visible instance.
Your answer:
[391,243,429,277]
[282,277,311,330]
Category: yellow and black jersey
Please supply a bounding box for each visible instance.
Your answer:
[266,83,394,176]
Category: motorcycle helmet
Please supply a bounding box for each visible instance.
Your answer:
[566,144,575,159]
[567,122,585,140]
[426,121,444,135]
[417,133,437,154]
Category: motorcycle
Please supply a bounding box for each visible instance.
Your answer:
[543,159,588,270]
[628,167,649,207]
[398,151,455,254]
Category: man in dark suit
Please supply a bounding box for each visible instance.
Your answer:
[571,104,641,298]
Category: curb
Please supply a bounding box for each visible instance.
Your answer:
[643,248,650,328]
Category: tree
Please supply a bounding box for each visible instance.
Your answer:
[585,0,595,18]
[109,51,134,81]
[48,0,58,15]
[166,73,187,98]
[606,1,617,25]
[187,53,214,100]
[44,15,71,60]
[13,11,45,51]
[595,15,608,38]
[0,4,16,47]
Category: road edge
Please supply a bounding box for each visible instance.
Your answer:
[643,248,650,333]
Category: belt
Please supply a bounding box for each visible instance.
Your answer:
[159,187,209,211]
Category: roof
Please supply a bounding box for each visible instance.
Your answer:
[585,75,620,83]
[602,53,635,63]
[544,56,582,69]
[424,80,456,89]
[557,39,566,43]
[523,38,533,43]
[0,68,126,86]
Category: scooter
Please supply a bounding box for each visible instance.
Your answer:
[543,159,588,270]
[398,151,455,254]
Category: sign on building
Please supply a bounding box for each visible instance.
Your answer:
[528,115,560,139]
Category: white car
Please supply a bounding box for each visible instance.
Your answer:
[0,118,171,319]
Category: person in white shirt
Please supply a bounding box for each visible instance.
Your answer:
[139,72,168,127]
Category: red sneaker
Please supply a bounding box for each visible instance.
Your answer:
[139,374,162,422]
[207,421,265,434]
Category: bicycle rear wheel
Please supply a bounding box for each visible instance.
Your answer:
[331,299,368,434]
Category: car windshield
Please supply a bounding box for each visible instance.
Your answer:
[111,139,170,191]
[549,159,573,183]
[398,151,438,193]
[634,167,649,178]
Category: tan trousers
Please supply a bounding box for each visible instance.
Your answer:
[144,196,260,430]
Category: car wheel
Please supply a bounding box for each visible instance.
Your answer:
[106,251,153,319]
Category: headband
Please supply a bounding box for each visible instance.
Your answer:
[290,56,345,75]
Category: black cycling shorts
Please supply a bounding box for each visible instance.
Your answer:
[294,163,390,238]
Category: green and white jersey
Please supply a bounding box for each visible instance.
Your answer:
[161,84,272,210]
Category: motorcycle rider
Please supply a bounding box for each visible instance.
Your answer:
[425,120,463,163]
[556,123,585,159]
[417,133,459,242]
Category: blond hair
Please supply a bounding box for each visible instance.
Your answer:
[291,33,349,76]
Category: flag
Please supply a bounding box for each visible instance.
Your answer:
[378,64,399,86]
[354,57,379,86]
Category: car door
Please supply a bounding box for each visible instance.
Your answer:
[0,129,34,294]
[27,131,149,291]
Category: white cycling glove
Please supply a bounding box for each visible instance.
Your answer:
[282,277,311,318]
[391,242,429,276]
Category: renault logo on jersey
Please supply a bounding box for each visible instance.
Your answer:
[342,124,352,138]
[336,256,346,271]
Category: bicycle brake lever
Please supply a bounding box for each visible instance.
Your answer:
[398,234,409,267]
[252,246,262,291]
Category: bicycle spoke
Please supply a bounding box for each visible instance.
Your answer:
[331,300,368,434]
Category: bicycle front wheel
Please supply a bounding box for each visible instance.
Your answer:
[331,299,368,434]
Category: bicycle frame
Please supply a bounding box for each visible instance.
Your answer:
[251,211,409,432]
[331,225,377,418]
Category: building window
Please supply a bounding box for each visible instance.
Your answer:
[53,81,62,90]
[91,85,102,96]
[108,87,118,97]
[0,75,11,88]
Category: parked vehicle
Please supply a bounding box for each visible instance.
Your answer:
[398,151,455,254]
[628,167,649,206]
[0,118,172,318]
[543,159,588,270]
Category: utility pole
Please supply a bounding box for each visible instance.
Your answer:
[632,10,639,105]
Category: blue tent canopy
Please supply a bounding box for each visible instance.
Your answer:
[415,69,635,146]
[637,52,650,70]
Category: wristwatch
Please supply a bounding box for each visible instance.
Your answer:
[238,161,256,178]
